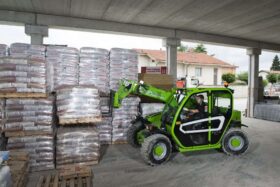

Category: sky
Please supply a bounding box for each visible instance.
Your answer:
[0,24,279,73]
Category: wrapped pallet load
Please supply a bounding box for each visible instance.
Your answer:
[4,98,56,171]
[0,56,47,95]
[0,44,8,57]
[109,48,138,91]
[46,46,79,92]
[10,43,46,60]
[56,127,100,168]
[56,86,102,125]
[96,117,112,144]
[79,47,110,95]
[112,97,140,143]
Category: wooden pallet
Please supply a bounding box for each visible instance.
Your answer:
[0,92,47,98]
[36,166,93,187]
[9,150,29,161]
[56,161,99,170]
[36,175,92,187]
[59,165,92,179]
[59,117,102,125]
[112,141,128,145]
[5,130,52,137]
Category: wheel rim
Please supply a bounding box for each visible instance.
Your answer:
[153,142,167,160]
[228,136,244,151]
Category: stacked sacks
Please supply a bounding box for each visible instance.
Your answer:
[79,47,110,95]
[4,98,55,171]
[96,117,112,145]
[56,127,100,168]
[0,57,46,93]
[10,43,46,60]
[46,46,79,92]
[112,97,140,143]
[56,86,102,125]
[109,48,138,91]
[0,44,8,57]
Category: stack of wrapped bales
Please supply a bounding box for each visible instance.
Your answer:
[4,98,55,171]
[96,117,112,145]
[0,57,47,94]
[112,97,140,143]
[79,47,110,95]
[0,44,8,57]
[56,127,100,168]
[56,86,102,125]
[10,43,46,60]
[109,48,138,91]
[46,46,79,92]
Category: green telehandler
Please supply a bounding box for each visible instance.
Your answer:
[113,79,249,165]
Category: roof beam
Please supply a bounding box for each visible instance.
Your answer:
[0,10,280,51]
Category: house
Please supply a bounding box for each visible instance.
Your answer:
[259,70,280,80]
[136,49,237,86]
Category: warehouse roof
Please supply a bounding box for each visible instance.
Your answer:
[136,49,237,68]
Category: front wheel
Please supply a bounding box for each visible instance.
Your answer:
[222,128,249,156]
[140,134,172,166]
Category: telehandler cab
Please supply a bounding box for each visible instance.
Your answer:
[113,79,249,165]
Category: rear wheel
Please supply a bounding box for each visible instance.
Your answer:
[127,121,145,148]
[222,128,249,155]
[141,134,172,166]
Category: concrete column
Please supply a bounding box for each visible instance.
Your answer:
[163,38,181,83]
[246,48,261,118]
[25,24,48,45]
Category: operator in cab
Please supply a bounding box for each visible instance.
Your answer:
[183,94,207,120]
[189,95,206,116]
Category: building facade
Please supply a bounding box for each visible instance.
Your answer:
[137,49,237,86]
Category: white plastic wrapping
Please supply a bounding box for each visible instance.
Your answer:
[140,103,165,117]
[0,57,47,93]
[10,43,46,60]
[79,47,110,95]
[109,48,138,91]
[5,98,55,171]
[0,44,8,57]
[56,86,102,124]
[96,117,112,144]
[4,98,54,133]
[112,97,140,143]
[0,166,12,187]
[7,135,54,171]
[56,127,100,166]
[46,46,79,92]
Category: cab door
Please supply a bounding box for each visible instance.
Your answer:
[173,91,210,147]
[209,90,233,144]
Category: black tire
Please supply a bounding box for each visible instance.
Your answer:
[140,134,172,166]
[127,121,145,148]
[222,128,249,156]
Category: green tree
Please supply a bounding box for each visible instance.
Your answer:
[222,73,236,84]
[271,55,280,71]
[266,73,277,84]
[262,79,268,87]
[237,72,248,84]
[194,44,207,53]
[177,44,188,52]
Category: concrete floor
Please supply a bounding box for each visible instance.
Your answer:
[28,117,280,187]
